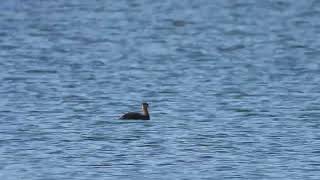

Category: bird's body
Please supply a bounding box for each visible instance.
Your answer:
[119,103,150,120]
[120,112,149,120]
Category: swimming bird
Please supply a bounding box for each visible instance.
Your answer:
[119,103,150,120]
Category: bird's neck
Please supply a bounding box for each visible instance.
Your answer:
[142,107,149,117]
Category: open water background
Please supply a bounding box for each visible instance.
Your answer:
[1,0,320,179]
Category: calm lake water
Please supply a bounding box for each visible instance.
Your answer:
[1,0,320,179]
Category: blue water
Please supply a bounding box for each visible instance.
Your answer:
[1,0,320,179]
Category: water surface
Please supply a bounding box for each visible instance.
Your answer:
[1,0,320,179]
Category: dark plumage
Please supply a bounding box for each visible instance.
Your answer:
[119,103,150,120]
[120,112,149,120]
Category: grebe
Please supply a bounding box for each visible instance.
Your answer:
[119,103,150,120]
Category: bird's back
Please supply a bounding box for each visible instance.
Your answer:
[120,112,149,120]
